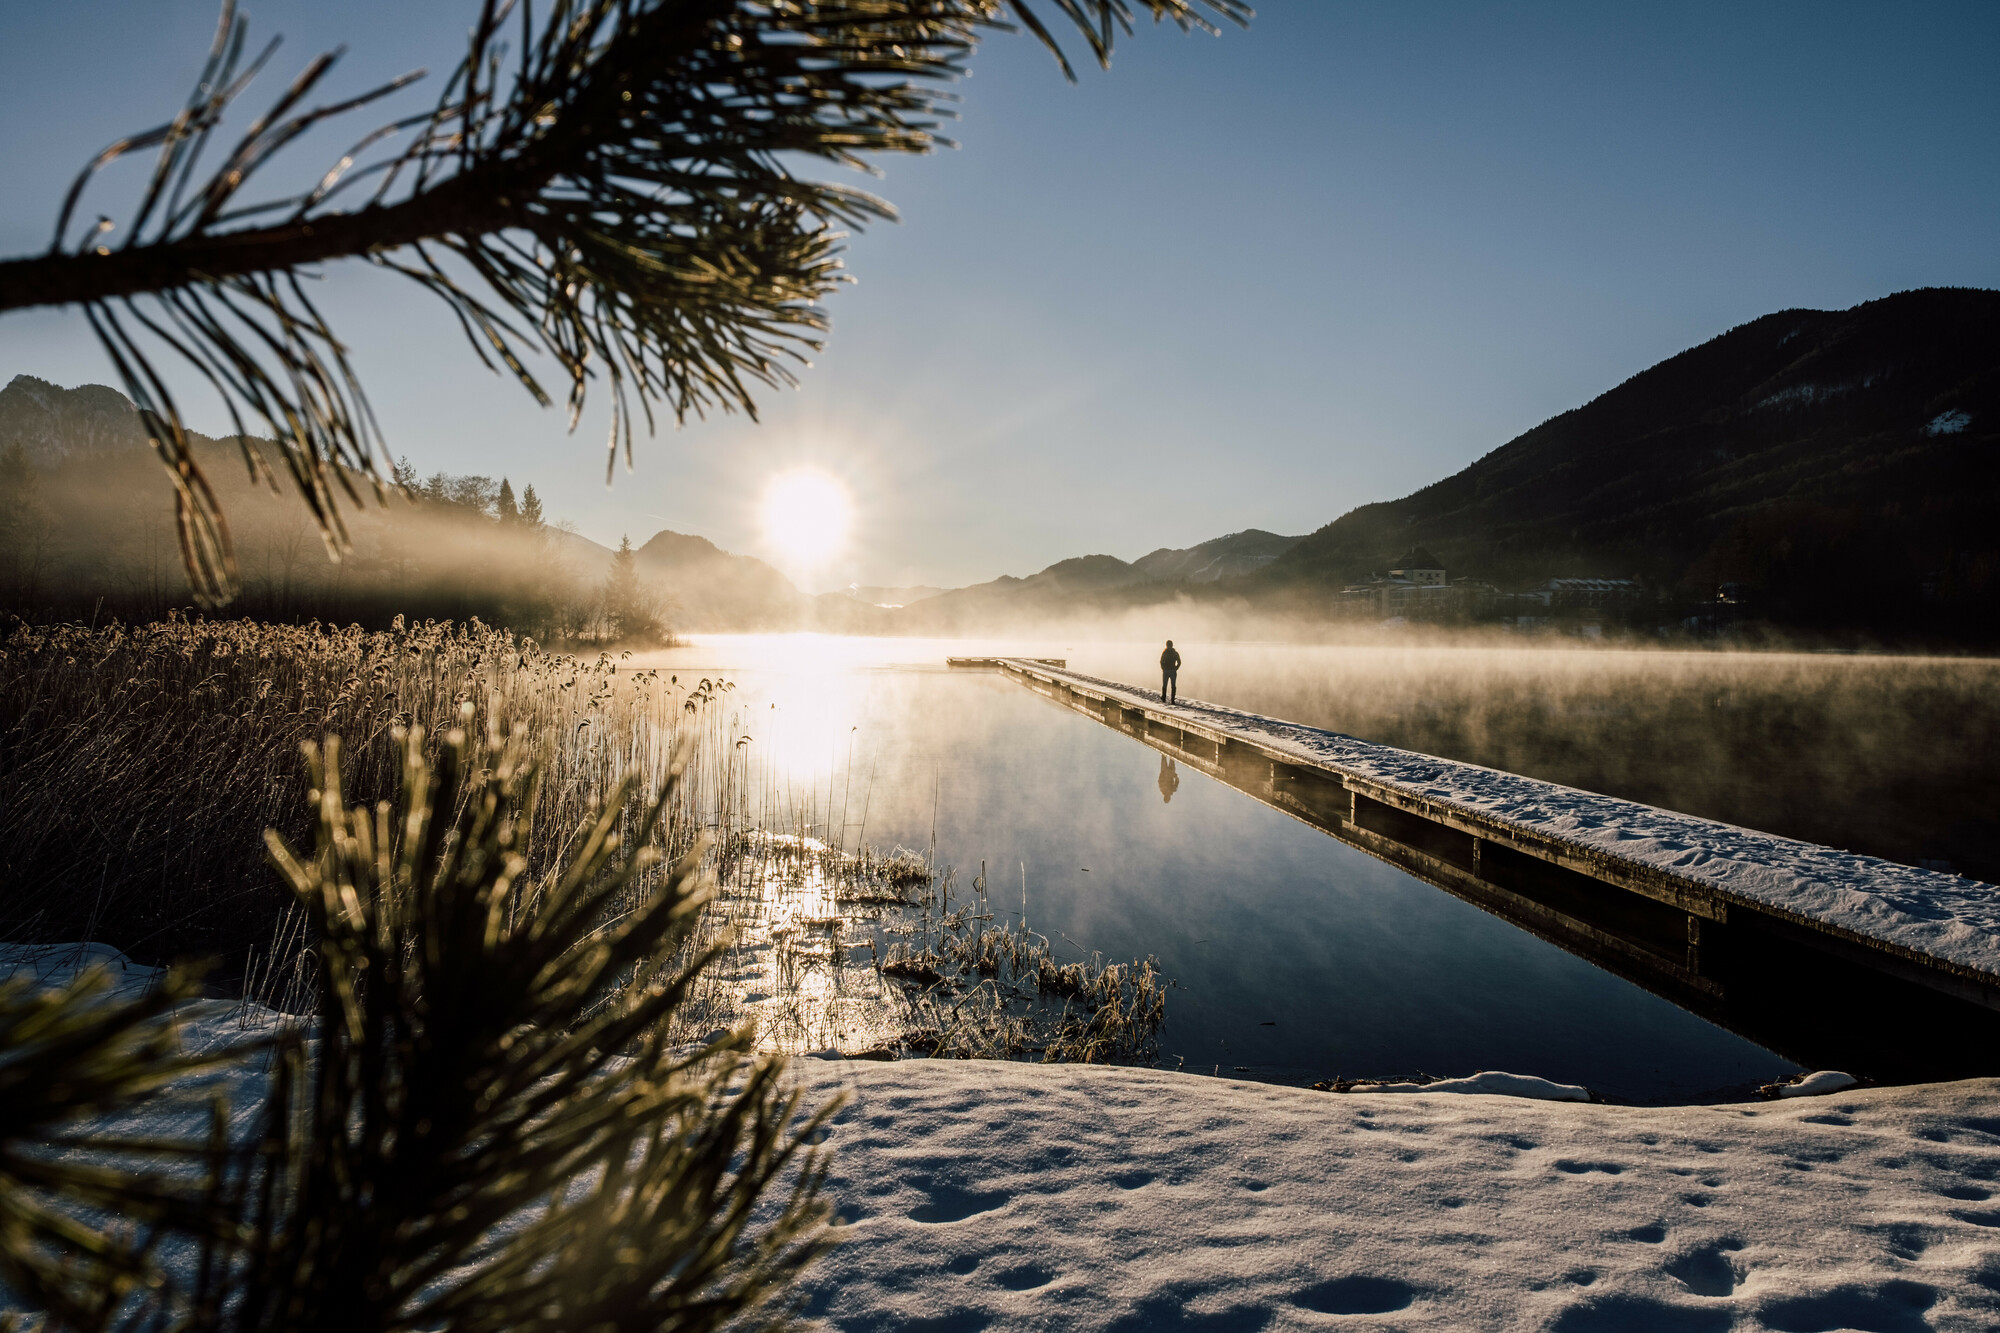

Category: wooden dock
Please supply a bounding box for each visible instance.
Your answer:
[946,656,1065,669]
[968,656,2000,1082]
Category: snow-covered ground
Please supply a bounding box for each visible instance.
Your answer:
[796,1059,2000,1332]
[1019,663,2000,982]
[18,946,2000,1331]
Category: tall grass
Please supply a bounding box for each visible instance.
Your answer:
[2,616,1171,1066]
[0,616,737,970]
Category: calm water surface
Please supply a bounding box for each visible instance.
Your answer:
[641,636,1807,1103]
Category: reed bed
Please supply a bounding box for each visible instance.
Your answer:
[1,615,1168,1063]
[686,833,1167,1065]
[875,863,1168,1064]
[0,615,738,972]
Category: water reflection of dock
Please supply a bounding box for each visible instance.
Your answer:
[953,657,2000,1083]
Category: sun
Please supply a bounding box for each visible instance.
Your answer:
[760,469,853,569]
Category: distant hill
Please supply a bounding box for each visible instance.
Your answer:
[632,530,807,630]
[1132,529,1303,583]
[630,530,892,633]
[1262,287,2000,635]
[889,532,1293,632]
[0,374,151,466]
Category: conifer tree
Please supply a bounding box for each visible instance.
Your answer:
[519,483,544,530]
[602,534,659,642]
[496,478,519,525]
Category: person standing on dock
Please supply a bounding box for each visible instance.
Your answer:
[1160,639,1181,703]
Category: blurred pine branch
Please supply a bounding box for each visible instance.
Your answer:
[0,962,241,1333]
[0,0,1249,605]
[1,714,838,1332]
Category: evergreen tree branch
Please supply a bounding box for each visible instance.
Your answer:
[0,0,1249,604]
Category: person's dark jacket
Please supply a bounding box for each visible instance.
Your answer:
[1160,646,1181,674]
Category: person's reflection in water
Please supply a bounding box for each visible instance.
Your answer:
[1158,755,1180,804]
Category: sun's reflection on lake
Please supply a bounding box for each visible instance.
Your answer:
[704,833,904,1056]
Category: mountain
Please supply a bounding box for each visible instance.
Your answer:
[16,285,1993,642]
[631,530,889,632]
[0,370,880,633]
[1,374,152,465]
[631,530,807,630]
[1262,288,2000,633]
[890,529,1307,627]
[1131,529,1303,583]
[889,538,1275,632]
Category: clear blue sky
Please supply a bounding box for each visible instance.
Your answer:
[2,2,1996,590]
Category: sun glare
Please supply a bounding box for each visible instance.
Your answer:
[761,469,853,569]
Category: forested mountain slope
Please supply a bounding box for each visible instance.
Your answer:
[1265,288,1999,635]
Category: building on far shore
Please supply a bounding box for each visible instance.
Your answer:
[1337,553,1647,626]
[1389,550,1446,587]
[1337,549,1499,620]
[1541,577,1644,611]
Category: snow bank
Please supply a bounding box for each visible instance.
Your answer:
[1349,1070,1591,1102]
[796,1060,2000,1331]
[0,941,162,990]
[1023,664,2000,980]
[11,947,2000,1330]
[1775,1071,1861,1099]
[0,942,287,1055]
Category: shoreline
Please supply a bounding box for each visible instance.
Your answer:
[11,945,1998,1330]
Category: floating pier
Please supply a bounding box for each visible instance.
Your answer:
[967,657,2000,1082]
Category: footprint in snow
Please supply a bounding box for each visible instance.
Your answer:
[1664,1237,1745,1297]
[906,1180,1011,1224]
[1950,1206,2000,1228]
[1547,1294,1732,1332]
[1756,1279,1936,1333]
[1554,1159,1627,1176]
[1866,1222,1938,1260]
[1291,1276,1418,1316]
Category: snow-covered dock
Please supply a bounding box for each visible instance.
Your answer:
[966,658,2000,1075]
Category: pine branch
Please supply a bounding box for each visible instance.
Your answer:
[0,0,1248,605]
[0,962,250,1333]
[0,711,848,1332]
[234,716,839,1332]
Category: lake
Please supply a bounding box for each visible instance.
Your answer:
[634,636,2000,1103]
